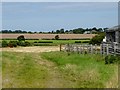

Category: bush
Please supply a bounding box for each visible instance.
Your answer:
[34,43,53,46]
[75,41,81,43]
[17,35,25,41]
[55,35,59,40]
[8,41,17,47]
[2,40,8,47]
[89,33,105,45]
[82,41,90,43]
[17,41,26,46]
[24,41,32,46]
[34,41,38,43]
[38,41,53,43]
[105,55,120,64]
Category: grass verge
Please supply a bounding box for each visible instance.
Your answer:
[41,51,118,88]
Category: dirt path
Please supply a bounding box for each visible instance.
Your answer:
[1,46,60,53]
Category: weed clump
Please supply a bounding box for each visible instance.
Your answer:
[105,55,120,64]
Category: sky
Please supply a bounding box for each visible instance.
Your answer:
[1,2,118,32]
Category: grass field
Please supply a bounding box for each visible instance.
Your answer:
[1,51,118,88]
[0,39,90,46]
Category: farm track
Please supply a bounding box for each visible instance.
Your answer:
[35,55,66,88]
[0,46,60,53]
[1,47,67,88]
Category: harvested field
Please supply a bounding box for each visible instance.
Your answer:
[1,46,60,53]
[0,34,96,39]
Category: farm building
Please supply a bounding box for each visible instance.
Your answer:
[101,25,120,55]
[105,25,120,47]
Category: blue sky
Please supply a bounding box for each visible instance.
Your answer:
[2,2,118,32]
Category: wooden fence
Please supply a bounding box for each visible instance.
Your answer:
[100,43,120,55]
[64,44,100,54]
[64,43,120,55]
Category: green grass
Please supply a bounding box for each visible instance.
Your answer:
[0,39,90,46]
[1,51,118,88]
[2,52,48,88]
[41,51,118,88]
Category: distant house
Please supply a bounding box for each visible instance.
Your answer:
[91,30,97,34]
[84,31,91,34]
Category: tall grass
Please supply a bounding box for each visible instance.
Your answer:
[41,51,118,88]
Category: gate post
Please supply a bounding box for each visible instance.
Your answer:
[60,44,62,51]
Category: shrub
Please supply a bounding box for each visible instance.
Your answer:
[17,41,26,46]
[34,43,53,46]
[8,41,17,47]
[24,41,32,46]
[34,41,38,43]
[2,40,8,47]
[82,41,90,43]
[75,41,81,43]
[17,35,25,41]
[105,55,120,64]
[55,35,59,40]
[38,41,53,43]
[89,33,105,45]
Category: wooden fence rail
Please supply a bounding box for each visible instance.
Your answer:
[64,44,100,54]
[64,43,120,55]
[100,43,120,55]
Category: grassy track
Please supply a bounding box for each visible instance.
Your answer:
[1,51,118,88]
[2,52,48,88]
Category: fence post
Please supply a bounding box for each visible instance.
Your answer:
[103,44,105,55]
[100,44,103,55]
[76,46,79,54]
[95,44,97,54]
[91,44,93,54]
[106,44,109,55]
[60,44,62,51]
[114,43,117,55]
[80,45,82,54]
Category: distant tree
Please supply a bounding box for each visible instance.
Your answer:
[52,31,54,34]
[39,31,42,33]
[65,30,69,33]
[55,35,59,40]
[28,31,32,34]
[56,30,60,34]
[60,29,64,33]
[85,28,89,31]
[92,27,97,31]
[17,35,25,41]
[97,28,103,32]
[22,31,27,33]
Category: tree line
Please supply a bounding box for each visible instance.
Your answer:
[1,27,108,34]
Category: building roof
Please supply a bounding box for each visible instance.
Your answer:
[106,25,120,32]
